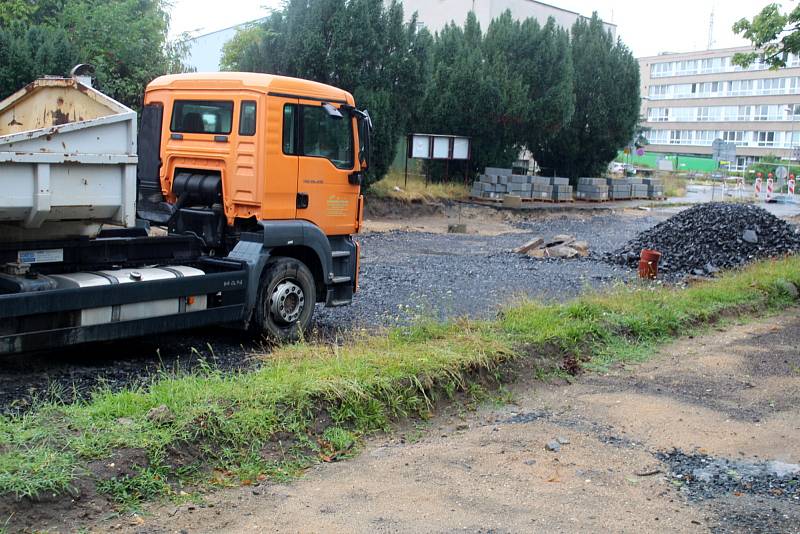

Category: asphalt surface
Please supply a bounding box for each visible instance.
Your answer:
[0,213,664,412]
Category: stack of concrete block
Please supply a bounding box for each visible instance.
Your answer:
[576,177,609,201]
[507,174,533,197]
[472,169,533,200]
[606,178,631,200]
[642,178,664,199]
[549,177,574,202]
[531,176,553,201]
[626,178,649,199]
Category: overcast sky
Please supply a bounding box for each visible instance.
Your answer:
[168,0,789,58]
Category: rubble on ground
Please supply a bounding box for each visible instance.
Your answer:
[658,449,800,502]
[608,203,800,275]
[514,235,589,259]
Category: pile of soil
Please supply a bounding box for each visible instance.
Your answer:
[608,203,800,274]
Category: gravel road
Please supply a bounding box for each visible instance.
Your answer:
[0,211,665,412]
[316,213,662,329]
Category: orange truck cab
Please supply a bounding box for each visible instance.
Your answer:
[136,73,370,339]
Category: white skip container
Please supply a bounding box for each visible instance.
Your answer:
[50,266,207,326]
[0,76,137,241]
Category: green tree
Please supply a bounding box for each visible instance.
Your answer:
[416,13,526,176]
[536,14,640,179]
[483,12,574,165]
[0,24,80,99]
[220,25,269,72]
[733,3,800,68]
[0,0,190,109]
[226,0,431,186]
[415,11,575,179]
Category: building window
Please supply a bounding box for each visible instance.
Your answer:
[693,130,716,146]
[648,108,669,122]
[722,131,745,146]
[755,131,776,147]
[669,130,690,145]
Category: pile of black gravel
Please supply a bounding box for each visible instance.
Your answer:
[608,203,800,275]
[657,449,800,502]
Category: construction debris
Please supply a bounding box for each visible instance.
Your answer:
[608,203,800,274]
[515,235,589,259]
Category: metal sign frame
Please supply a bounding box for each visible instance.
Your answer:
[404,133,472,186]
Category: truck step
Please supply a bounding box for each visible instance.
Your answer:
[331,250,351,258]
[331,275,351,284]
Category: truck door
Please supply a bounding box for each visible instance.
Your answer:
[262,95,299,220]
[296,101,360,235]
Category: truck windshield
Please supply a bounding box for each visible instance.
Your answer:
[170,100,233,134]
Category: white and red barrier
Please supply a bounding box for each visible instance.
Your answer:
[766,177,774,201]
[790,174,796,196]
[755,175,763,198]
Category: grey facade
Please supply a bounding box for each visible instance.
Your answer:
[184,1,614,72]
[639,46,800,170]
[185,19,266,73]
[399,0,615,36]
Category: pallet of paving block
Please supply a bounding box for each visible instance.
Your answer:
[469,195,503,203]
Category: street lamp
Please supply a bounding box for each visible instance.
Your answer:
[787,105,798,193]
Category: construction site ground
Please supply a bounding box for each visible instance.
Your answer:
[104,310,800,534]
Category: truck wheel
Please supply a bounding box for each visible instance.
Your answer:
[255,257,316,342]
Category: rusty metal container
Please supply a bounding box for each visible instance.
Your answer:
[0,76,137,241]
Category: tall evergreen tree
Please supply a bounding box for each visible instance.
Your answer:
[0,24,80,99]
[415,13,524,176]
[415,10,575,179]
[537,14,640,179]
[229,0,431,186]
[483,13,574,161]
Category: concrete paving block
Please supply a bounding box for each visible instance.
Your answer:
[578,177,607,187]
[485,167,512,177]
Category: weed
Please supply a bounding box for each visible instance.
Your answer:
[370,171,469,202]
[96,465,172,509]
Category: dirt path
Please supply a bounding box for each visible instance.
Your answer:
[113,312,800,534]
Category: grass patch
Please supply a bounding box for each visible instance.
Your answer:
[1,257,799,512]
[661,173,688,198]
[370,171,469,202]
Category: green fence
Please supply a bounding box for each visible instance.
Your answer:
[616,151,719,173]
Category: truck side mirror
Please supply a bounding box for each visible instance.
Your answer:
[358,110,371,170]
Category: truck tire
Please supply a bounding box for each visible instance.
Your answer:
[254,257,316,342]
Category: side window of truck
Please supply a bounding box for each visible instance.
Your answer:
[239,101,257,136]
[300,106,353,169]
[171,100,233,134]
[283,104,296,154]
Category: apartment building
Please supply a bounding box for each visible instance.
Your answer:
[639,47,800,170]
